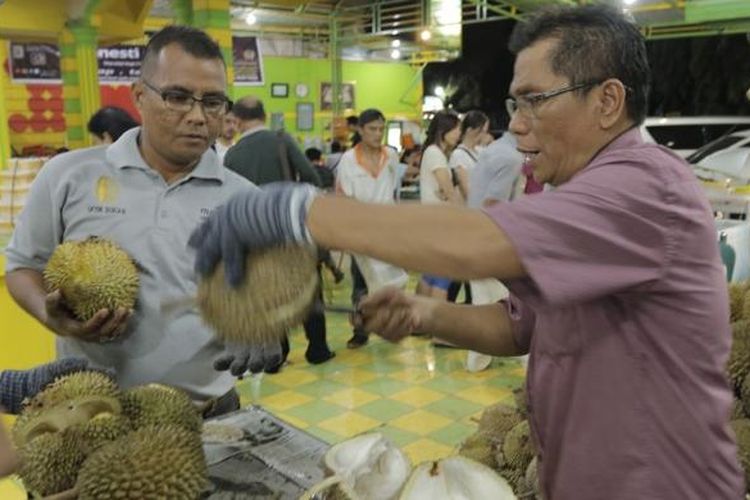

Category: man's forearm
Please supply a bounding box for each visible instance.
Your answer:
[307,196,525,281]
[6,269,48,326]
[422,301,522,356]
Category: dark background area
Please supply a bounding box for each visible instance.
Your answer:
[424,21,750,131]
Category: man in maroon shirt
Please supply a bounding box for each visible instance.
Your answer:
[190,5,743,498]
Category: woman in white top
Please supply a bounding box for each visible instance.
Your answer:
[417,110,461,300]
[449,110,489,201]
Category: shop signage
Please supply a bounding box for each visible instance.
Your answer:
[233,36,264,86]
[97,45,143,83]
[9,42,61,83]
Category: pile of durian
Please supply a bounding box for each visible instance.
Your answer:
[457,386,538,499]
[12,370,207,499]
[727,281,750,495]
[303,432,517,499]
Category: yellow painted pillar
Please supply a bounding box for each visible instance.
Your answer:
[0,43,12,169]
[190,0,234,94]
[60,22,101,149]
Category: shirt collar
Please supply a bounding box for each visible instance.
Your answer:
[105,127,226,183]
[239,124,268,139]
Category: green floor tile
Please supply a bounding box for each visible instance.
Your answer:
[379,426,421,448]
[295,379,349,398]
[429,421,476,447]
[484,376,526,390]
[285,399,347,422]
[421,375,477,394]
[358,378,412,397]
[306,426,345,444]
[423,397,485,420]
[357,398,415,422]
[236,379,284,401]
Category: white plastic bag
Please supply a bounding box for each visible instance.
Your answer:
[353,254,408,292]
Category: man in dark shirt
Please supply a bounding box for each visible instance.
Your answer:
[224,96,320,186]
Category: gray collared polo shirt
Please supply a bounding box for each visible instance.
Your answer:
[5,127,256,401]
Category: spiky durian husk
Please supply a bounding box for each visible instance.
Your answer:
[513,385,528,419]
[44,238,139,323]
[477,403,524,442]
[733,397,747,421]
[122,384,202,433]
[730,282,748,322]
[76,425,208,500]
[458,433,497,470]
[301,476,358,500]
[728,320,750,391]
[731,419,750,491]
[502,420,534,472]
[66,413,133,454]
[18,432,87,497]
[197,245,319,345]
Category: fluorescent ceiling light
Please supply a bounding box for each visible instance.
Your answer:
[391,39,401,48]
[245,12,257,25]
[390,49,401,59]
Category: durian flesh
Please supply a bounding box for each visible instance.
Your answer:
[399,456,516,500]
[44,238,139,324]
[197,245,319,345]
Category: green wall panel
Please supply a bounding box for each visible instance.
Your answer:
[685,0,750,23]
[232,57,422,146]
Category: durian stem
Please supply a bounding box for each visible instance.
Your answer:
[41,487,78,500]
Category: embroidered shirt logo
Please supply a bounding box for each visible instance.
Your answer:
[95,176,119,204]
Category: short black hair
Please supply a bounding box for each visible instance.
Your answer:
[87,106,139,141]
[358,108,385,127]
[305,147,322,162]
[423,110,460,152]
[330,140,343,153]
[346,115,359,126]
[461,110,489,135]
[509,4,650,125]
[232,98,266,121]
[142,25,225,78]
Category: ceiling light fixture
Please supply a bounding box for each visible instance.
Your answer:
[420,29,432,41]
[390,49,401,59]
[391,39,401,48]
[245,12,257,25]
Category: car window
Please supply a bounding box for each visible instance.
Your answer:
[688,135,747,163]
[646,124,750,151]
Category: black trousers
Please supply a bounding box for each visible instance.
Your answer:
[350,258,368,338]
[302,267,331,356]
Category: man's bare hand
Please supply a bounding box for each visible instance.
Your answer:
[357,287,435,343]
[44,290,132,342]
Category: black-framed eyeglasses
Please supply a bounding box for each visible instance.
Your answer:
[141,79,232,116]
[505,80,605,118]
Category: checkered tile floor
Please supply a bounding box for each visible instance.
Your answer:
[236,270,526,464]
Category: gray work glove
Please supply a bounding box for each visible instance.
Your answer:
[0,357,94,414]
[213,342,284,378]
[189,182,319,287]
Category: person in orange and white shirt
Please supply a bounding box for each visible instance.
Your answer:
[335,109,403,349]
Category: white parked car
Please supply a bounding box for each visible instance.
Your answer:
[640,116,750,158]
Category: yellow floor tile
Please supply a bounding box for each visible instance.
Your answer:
[271,369,320,388]
[259,390,314,412]
[457,386,513,406]
[323,388,380,409]
[402,438,455,464]
[390,386,445,407]
[389,368,439,384]
[389,409,452,436]
[337,350,375,366]
[317,411,383,438]
[275,412,311,430]
[328,368,378,385]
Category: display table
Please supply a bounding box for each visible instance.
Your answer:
[204,405,329,499]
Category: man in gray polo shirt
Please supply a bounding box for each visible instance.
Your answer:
[5,26,254,416]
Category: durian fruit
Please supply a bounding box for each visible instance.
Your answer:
[728,320,750,391]
[458,433,497,469]
[44,237,139,324]
[730,282,748,322]
[733,397,747,422]
[197,245,319,345]
[398,456,516,500]
[24,371,119,412]
[731,419,750,490]
[122,384,202,433]
[513,386,528,419]
[522,457,540,500]
[324,432,411,500]
[477,403,524,440]
[75,424,208,500]
[502,420,534,471]
[499,465,526,495]
[66,413,133,454]
[301,476,358,500]
[17,432,87,497]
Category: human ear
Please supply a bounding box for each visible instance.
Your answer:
[598,79,627,129]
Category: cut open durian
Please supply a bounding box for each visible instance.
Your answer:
[400,456,516,500]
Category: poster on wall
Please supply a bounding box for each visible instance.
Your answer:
[9,42,61,83]
[320,82,355,111]
[233,36,264,86]
[97,45,143,83]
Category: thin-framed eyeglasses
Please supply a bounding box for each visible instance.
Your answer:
[505,80,606,118]
[141,79,232,116]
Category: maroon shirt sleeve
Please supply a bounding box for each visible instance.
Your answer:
[485,156,674,308]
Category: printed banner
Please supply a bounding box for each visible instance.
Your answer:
[97,45,143,83]
[9,42,61,83]
[233,36,264,86]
